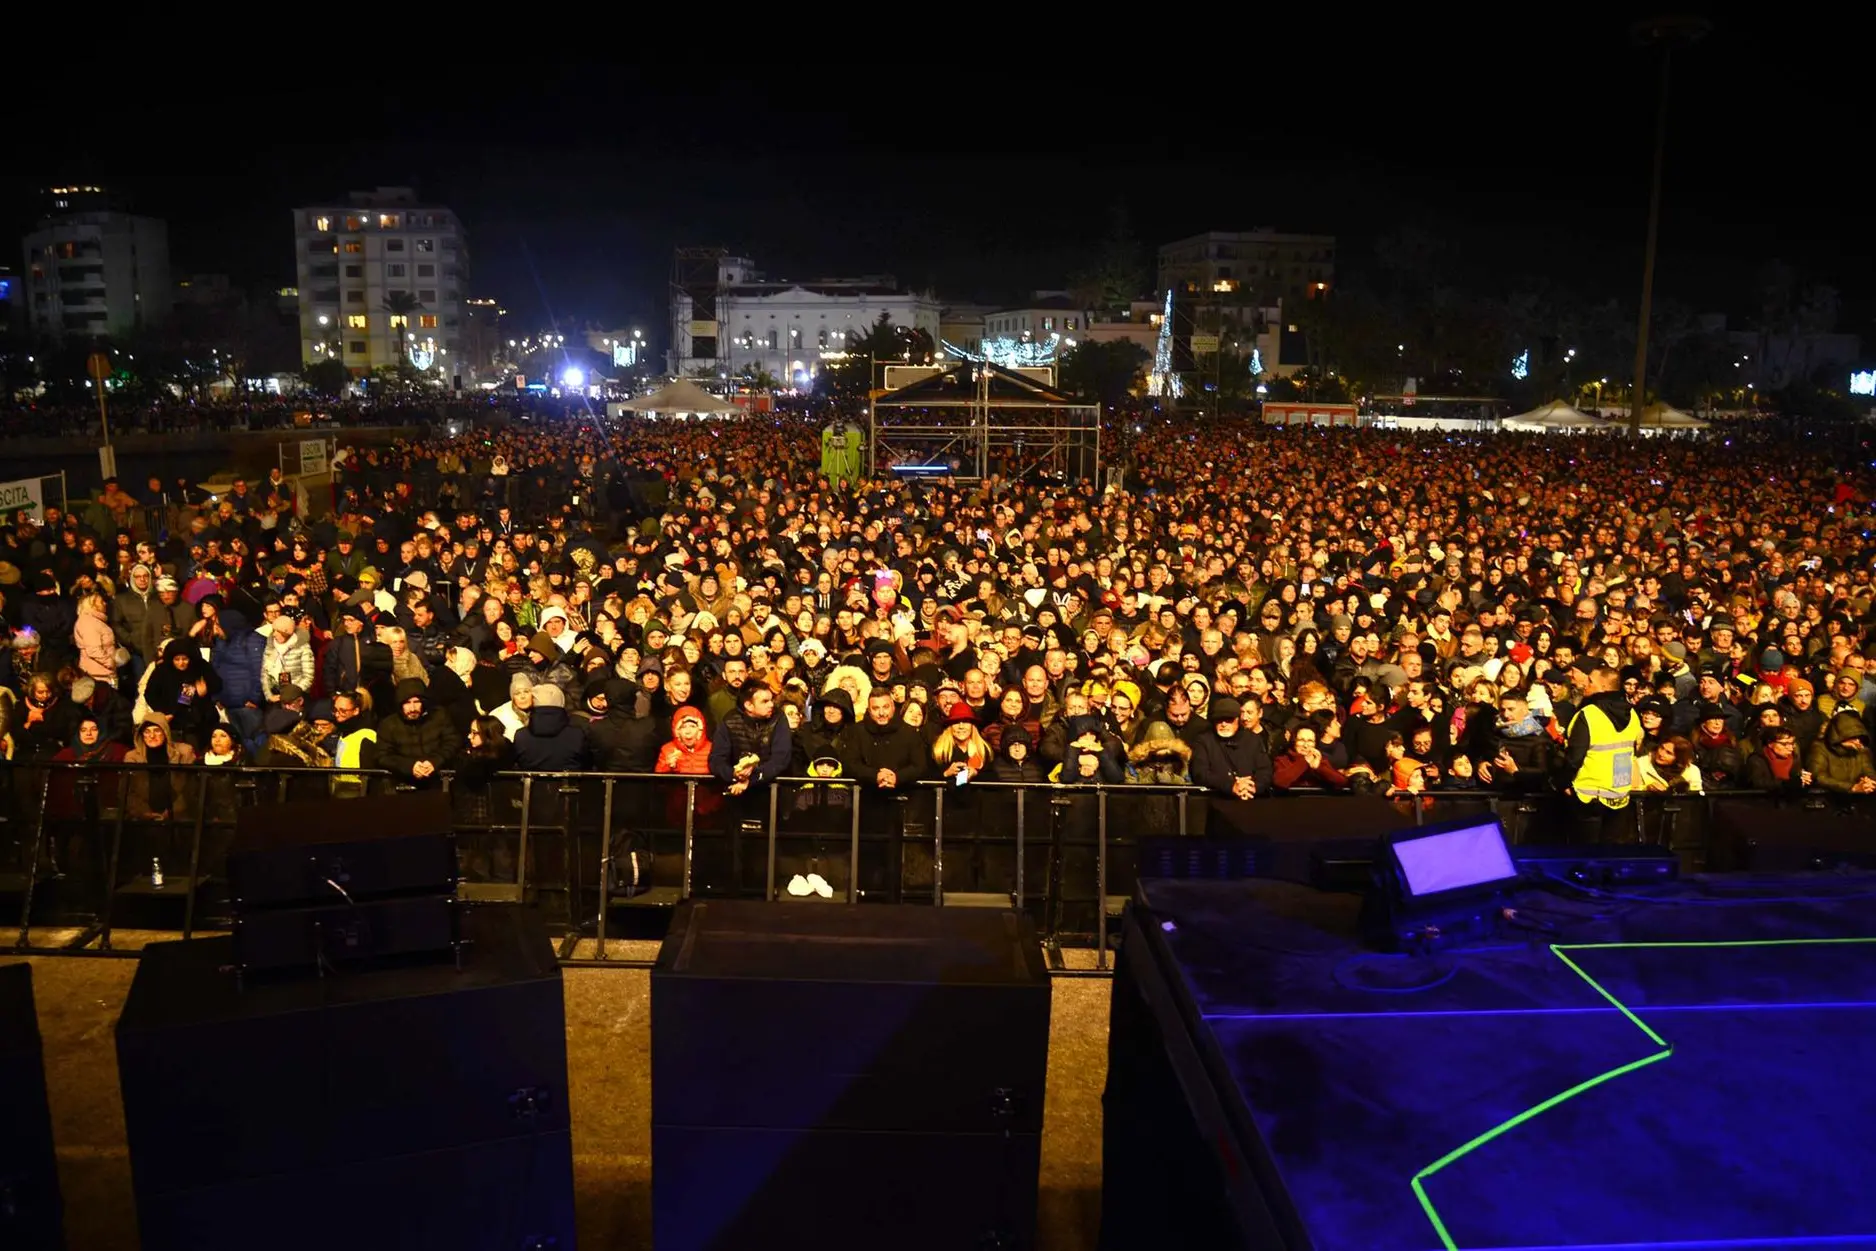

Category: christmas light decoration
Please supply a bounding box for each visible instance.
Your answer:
[1249,348,1264,377]
[408,340,436,370]
[940,334,1062,367]
[1851,370,1876,396]
[1147,289,1183,398]
[1511,349,1530,381]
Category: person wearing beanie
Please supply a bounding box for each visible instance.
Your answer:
[513,680,587,771]
[375,677,458,786]
[1190,695,1273,813]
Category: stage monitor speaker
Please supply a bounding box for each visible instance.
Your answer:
[231,893,460,976]
[115,906,573,1251]
[652,901,1050,1251]
[0,963,63,1251]
[229,791,456,910]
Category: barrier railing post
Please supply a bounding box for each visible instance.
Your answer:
[517,775,534,903]
[97,773,132,951]
[1177,789,1189,837]
[681,781,697,901]
[15,769,53,951]
[765,782,779,902]
[596,778,614,961]
[182,774,209,940]
[1096,787,1110,970]
[933,785,945,907]
[1014,788,1026,911]
[559,778,584,955]
[847,784,861,903]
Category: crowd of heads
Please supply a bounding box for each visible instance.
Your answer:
[2,405,1873,803]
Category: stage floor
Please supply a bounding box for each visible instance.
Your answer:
[6,932,1111,1251]
[1138,875,1876,1251]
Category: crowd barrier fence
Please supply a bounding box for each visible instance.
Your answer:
[3,762,1871,970]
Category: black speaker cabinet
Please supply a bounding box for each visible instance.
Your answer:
[0,963,63,1251]
[652,901,1050,1251]
[115,906,573,1251]
[229,791,457,910]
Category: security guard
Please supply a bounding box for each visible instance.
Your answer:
[330,689,380,798]
[1561,665,1643,839]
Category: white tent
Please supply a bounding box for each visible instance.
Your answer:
[1634,402,1709,430]
[1502,399,1601,432]
[613,378,743,418]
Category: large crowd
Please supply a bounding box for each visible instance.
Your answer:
[3,407,1875,842]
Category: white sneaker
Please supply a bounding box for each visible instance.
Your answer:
[806,873,833,899]
[786,874,812,897]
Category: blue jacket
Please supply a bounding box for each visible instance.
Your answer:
[211,610,267,709]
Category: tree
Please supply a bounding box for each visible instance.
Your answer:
[303,357,352,395]
[1068,205,1148,317]
[1057,340,1147,408]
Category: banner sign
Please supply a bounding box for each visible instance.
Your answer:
[298,439,329,476]
[0,477,44,520]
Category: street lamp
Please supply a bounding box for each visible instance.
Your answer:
[1627,14,1711,438]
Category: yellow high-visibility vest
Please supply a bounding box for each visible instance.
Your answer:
[334,727,377,792]
[1569,702,1641,808]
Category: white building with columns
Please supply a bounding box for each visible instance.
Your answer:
[672,257,941,387]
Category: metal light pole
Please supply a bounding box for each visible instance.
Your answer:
[1627,14,1711,439]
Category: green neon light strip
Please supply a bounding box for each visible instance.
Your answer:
[1410,937,1876,1251]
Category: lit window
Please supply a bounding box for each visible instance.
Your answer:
[415,239,435,253]
[419,314,438,329]
[389,315,408,330]
[345,215,365,231]
[378,214,399,228]
[343,240,362,254]
[347,314,368,329]
[314,215,331,232]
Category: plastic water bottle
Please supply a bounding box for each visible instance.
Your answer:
[151,858,165,889]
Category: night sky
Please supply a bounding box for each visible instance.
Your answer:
[7,18,1867,339]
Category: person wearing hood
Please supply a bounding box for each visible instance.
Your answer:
[1055,711,1125,785]
[655,706,714,776]
[143,636,223,750]
[109,562,160,674]
[125,712,197,822]
[793,687,856,776]
[1191,696,1275,800]
[1127,718,1193,786]
[210,606,268,749]
[988,723,1045,783]
[1805,709,1876,795]
[1561,665,1645,834]
[586,677,660,773]
[375,678,459,787]
[427,645,479,735]
[512,683,587,771]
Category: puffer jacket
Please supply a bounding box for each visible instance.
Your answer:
[1126,720,1192,785]
[1804,710,1875,794]
[262,625,316,698]
[211,609,267,710]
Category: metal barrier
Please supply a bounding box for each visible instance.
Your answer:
[5,762,1872,968]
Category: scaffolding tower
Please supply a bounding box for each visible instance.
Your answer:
[669,246,727,375]
[868,362,1100,483]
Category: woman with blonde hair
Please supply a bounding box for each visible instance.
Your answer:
[74,590,121,686]
[933,703,992,779]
